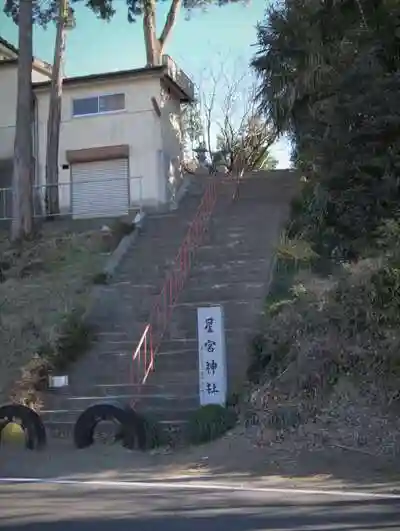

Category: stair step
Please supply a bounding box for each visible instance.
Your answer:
[89,319,149,337]
[191,257,270,273]
[92,346,197,359]
[63,368,199,389]
[80,350,199,374]
[177,283,265,304]
[44,389,198,407]
[44,420,135,443]
[45,416,190,441]
[152,356,198,372]
[94,382,197,395]
[169,301,263,335]
[42,401,198,424]
[89,321,146,334]
[195,247,277,262]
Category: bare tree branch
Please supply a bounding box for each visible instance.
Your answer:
[198,60,277,175]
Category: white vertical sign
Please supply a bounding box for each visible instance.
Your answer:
[197,306,227,406]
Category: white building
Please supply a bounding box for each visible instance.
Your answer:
[0,36,194,219]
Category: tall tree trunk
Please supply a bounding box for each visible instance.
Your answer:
[143,0,182,66]
[11,0,34,241]
[45,0,67,218]
[143,0,159,65]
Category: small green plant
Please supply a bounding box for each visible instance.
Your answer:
[276,235,318,265]
[187,404,237,445]
[12,308,94,407]
[92,271,110,285]
[267,405,302,430]
[53,309,94,370]
[247,332,291,384]
[141,414,165,449]
[11,354,50,407]
[247,333,269,384]
[226,391,241,409]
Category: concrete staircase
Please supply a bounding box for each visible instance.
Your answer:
[137,172,299,429]
[41,170,299,441]
[41,177,207,439]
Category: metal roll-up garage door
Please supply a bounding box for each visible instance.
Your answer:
[71,159,129,219]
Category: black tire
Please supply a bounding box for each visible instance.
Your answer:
[73,401,146,450]
[0,404,46,450]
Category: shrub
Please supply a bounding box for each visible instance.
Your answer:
[53,309,93,371]
[141,414,165,449]
[333,260,400,336]
[11,308,94,407]
[187,404,237,445]
[247,333,268,384]
[92,271,110,285]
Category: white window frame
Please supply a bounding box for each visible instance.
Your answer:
[72,92,126,118]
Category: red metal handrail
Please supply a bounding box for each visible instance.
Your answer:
[131,178,217,392]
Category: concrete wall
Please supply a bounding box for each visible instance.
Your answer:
[0,63,51,162]
[31,68,52,83]
[0,64,17,161]
[159,80,184,205]
[34,75,164,212]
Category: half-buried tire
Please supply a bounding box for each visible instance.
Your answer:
[0,404,46,450]
[73,401,146,450]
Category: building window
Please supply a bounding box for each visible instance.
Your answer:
[72,93,125,117]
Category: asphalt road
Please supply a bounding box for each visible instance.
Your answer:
[0,482,399,530]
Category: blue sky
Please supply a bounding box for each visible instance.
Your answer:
[0,0,291,167]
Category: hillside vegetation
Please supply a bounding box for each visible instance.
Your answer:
[0,220,133,407]
[247,0,400,456]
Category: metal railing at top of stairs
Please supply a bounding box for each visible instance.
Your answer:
[131,178,217,393]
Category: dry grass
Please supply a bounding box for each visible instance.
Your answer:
[245,254,400,458]
[0,224,126,403]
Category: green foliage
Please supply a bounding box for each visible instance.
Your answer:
[334,262,400,336]
[187,404,237,444]
[253,0,400,259]
[182,101,203,153]
[92,271,110,285]
[53,308,93,370]
[3,0,113,28]
[247,241,335,386]
[247,330,292,384]
[266,405,302,430]
[226,391,240,409]
[247,333,268,384]
[140,413,165,449]
[12,307,93,406]
[214,118,278,172]
[264,260,297,310]
[373,217,400,255]
[65,0,246,26]
[251,1,400,418]
[247,251,307,384]
[30,308,93,372]
[276,235,318,265]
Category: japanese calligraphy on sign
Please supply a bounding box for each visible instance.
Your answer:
[197,306,227,406]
